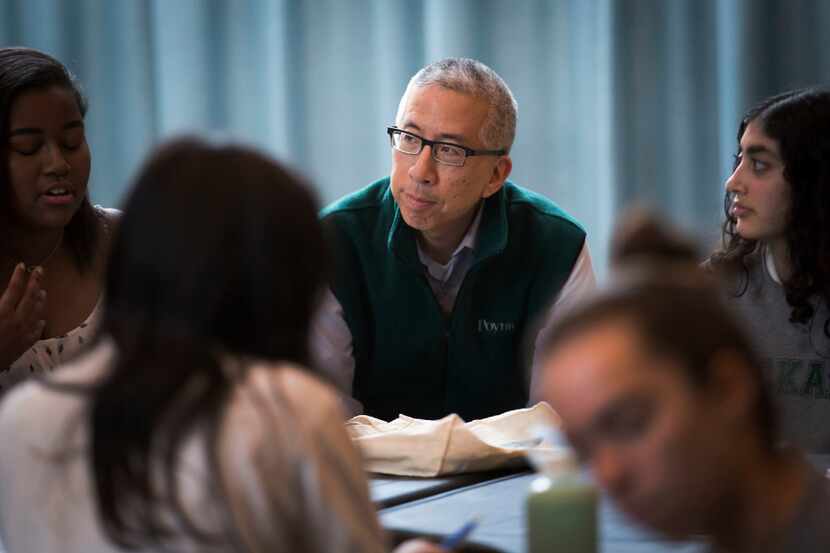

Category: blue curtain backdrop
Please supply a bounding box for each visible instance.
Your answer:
[2,0,830,277]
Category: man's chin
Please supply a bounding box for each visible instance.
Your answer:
[399,210,431,232]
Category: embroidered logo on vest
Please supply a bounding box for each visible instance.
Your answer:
[477,319,516,335]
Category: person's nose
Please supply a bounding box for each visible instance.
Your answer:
[408,144,437,185]
[43,142,70,178]
[725,162,744,198]
[591,445,630,498]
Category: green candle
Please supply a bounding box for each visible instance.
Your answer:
[526,464,597,552]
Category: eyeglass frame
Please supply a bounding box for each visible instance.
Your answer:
[386,126,507,167]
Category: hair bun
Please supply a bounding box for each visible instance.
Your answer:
[610,207,700,270]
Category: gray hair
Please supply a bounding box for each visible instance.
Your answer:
[395,58,518,152]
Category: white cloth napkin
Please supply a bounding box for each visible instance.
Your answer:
[346,402,560,476]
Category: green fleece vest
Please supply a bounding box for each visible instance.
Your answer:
[322,178,586,421]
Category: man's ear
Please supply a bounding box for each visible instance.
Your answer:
[483,156,512,198]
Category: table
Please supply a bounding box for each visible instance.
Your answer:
[370,466,527,509]
[375,455,830,552]
[379,472,706,553]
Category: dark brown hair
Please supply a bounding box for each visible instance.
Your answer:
[90,137,328,548]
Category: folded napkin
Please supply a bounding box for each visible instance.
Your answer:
[346,402,560,476]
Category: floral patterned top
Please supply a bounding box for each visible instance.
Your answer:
[1,207,116,397]
[2,297,103,395]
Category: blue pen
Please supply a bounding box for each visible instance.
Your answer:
[441,517,480,549]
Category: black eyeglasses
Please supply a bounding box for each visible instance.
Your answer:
[387,126,506,167]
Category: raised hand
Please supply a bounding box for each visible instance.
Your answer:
[0,263,46,368]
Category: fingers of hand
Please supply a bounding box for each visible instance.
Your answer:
[0,263,30,315]
[15,268,45,321]
[393,539,449,553]
[1,266,46,347]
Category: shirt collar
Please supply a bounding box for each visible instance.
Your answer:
[763,243,782,285]
[416,202,484,267]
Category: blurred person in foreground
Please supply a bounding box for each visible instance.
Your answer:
[0,137,443,553]
[539,211,830,552]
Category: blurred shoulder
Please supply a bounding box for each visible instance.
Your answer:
[94,206,122,234]
[224,362,346,440]
[92,206,122,272]
[0,340,112,448]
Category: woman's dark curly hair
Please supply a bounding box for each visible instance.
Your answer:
[710,88,830,335]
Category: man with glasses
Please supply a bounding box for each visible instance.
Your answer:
[314,58,594,421]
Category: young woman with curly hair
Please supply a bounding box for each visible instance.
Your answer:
[709,88,830,453]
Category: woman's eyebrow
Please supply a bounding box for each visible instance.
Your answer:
[742,144,780,160]
[9,127,42,137]
[9,120,83,137]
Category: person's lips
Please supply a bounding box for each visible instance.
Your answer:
[39,184,76,206]
[403,192,437,212]
[731,202,751,218]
